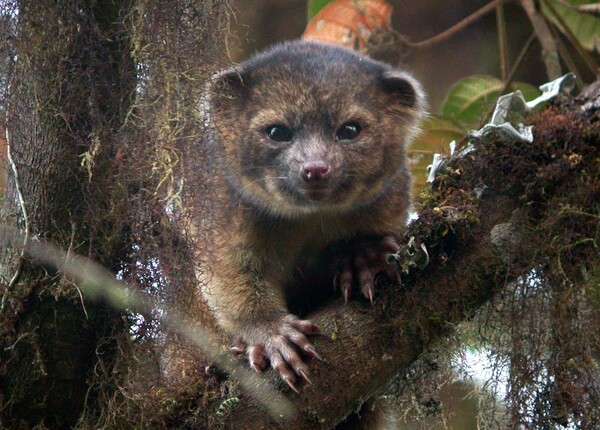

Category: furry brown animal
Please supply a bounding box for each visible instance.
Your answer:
[201,40,425,391]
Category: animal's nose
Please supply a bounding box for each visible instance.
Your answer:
[300,160,331,182]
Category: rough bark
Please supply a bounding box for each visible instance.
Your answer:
[0,1,136,427]
[0,1,231,428]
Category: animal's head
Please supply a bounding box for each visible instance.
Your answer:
[208,41,425,218]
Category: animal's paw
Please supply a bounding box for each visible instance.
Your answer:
[333,236,400,303]
[230,314,320,393]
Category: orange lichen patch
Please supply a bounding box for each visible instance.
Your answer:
[302,0,392,50]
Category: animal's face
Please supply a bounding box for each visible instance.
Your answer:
[209,42,424,217]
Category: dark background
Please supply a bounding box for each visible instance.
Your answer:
[228,0,546,110]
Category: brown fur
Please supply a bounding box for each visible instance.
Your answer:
[199,40,425,387]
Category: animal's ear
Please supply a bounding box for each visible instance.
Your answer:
[378,70,425,111]
[209,66,250,105]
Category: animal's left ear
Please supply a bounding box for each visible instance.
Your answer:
[378,70,425,111]
[209,66,250,105]
[202,66,252,121]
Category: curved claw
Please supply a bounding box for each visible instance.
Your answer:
[343,284,351,303]
[288,318,320,335]
[235,315,320,391]
[298,369,313,385]
[283,375,300,393]
[304,344,322,360]
[334,236,400,304]
[248,345,268,372]
[230,346,244,355]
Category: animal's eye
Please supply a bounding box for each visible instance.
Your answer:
[266,125,293,142]
[336,122,361,141]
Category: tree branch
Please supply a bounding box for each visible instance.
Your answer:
[408,0,504,49]
[218,195,517,429]
[520,0,562,79]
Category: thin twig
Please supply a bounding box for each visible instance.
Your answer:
[548,20,585,89]
[1,79,30,312]
[553,0,578,10]
[496,3,510,81]
[503,32,537,91]
[407,0,504,49]
[484,32,536,124]
[0,224,295,420]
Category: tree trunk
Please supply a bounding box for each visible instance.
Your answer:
[1,1,231,428]
[0,1,136,427]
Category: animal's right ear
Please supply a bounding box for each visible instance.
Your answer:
[378,70,424,112]
[209,67,249,104]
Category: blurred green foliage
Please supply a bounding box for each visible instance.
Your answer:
[307,0,333,20]
[542,0,600,51]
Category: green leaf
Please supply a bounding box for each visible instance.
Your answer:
[413,115,466,152]
[442,75,542,128]
[307,0,333,20]
[409,115,466,197]
[511,82,542,102]
[442,75,505,127]
[542,0,600,52]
